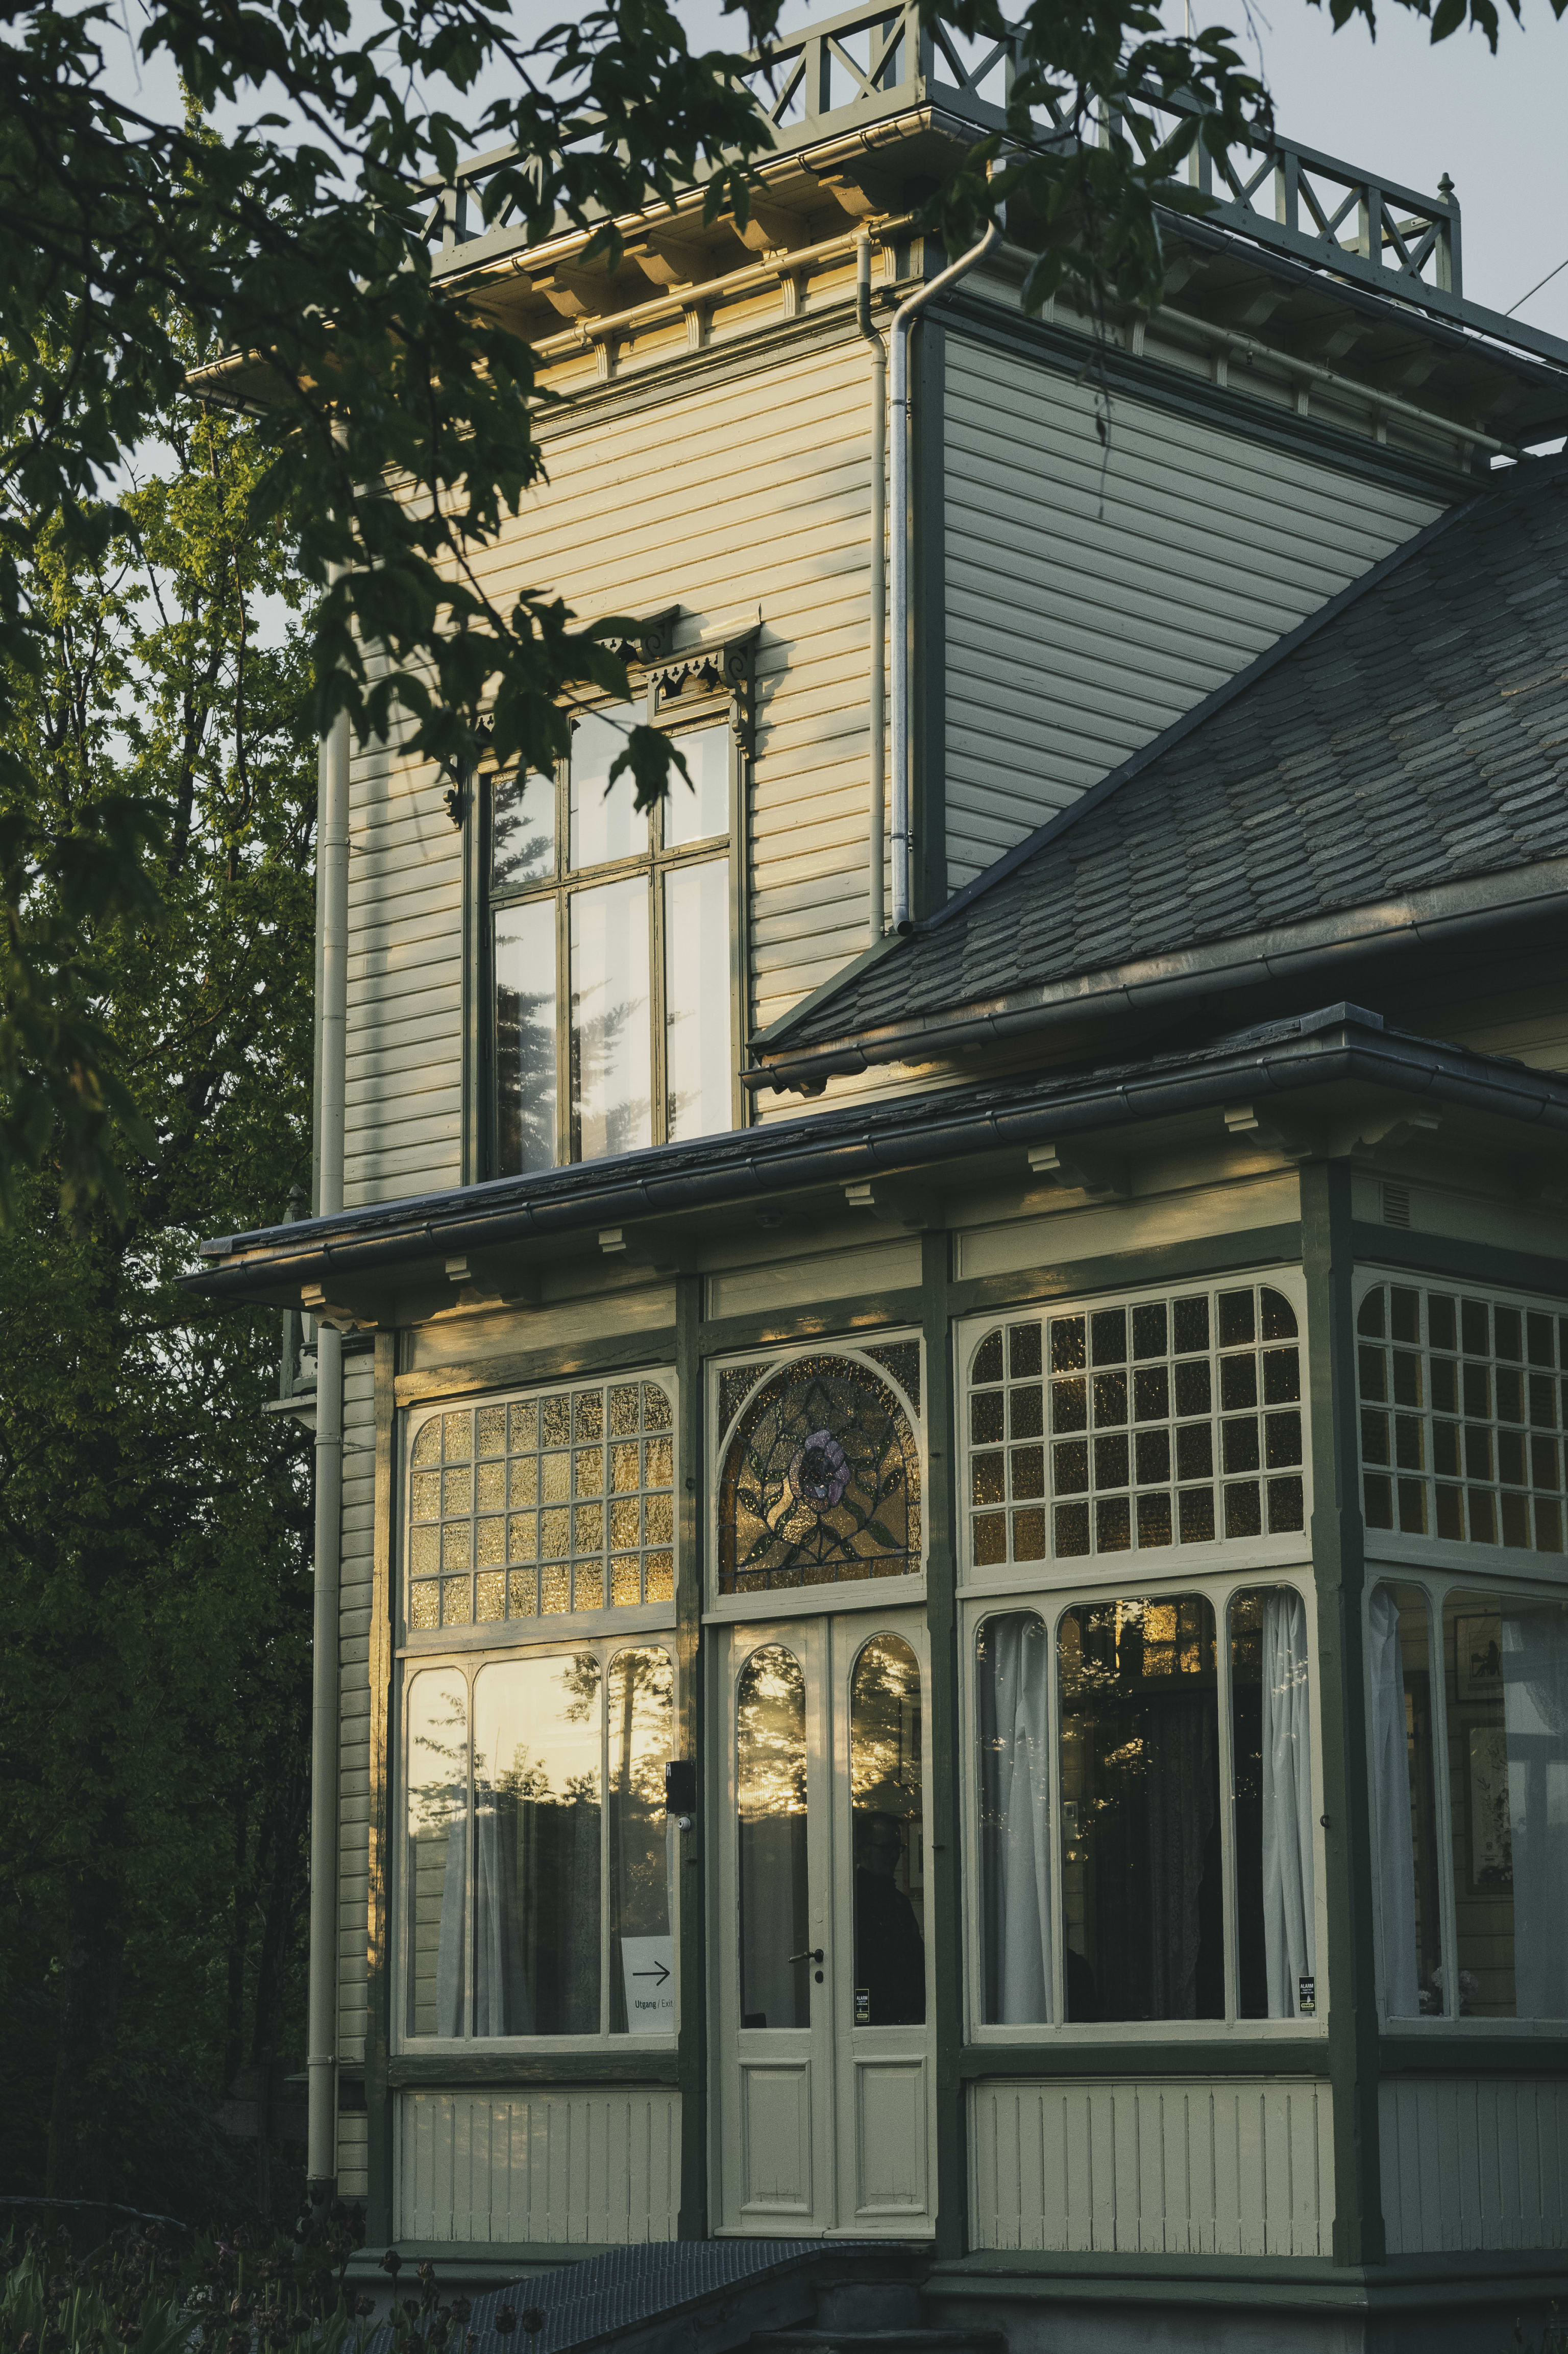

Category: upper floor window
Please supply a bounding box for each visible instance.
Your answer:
[1358,1278,1568,1554]
[490,696,733,1173]
[964,1277,1306,1575]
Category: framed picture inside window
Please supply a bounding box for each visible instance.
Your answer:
[1455,1612,1504,1700]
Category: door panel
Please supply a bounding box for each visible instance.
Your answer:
[853,2058,928,2215]
[739,2061,814,2213]
[715,1611,935,2237]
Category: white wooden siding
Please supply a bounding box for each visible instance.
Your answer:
[1381,2076,1568,2253]
[337,2110,369,2201]
[968,2077,1332,2256]
[943,336,1447,889]
[396,2088,680,2244]
[345,326,885,1206]
[337,1353,377,2072]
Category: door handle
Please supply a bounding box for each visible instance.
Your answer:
[787,1948,824,1965]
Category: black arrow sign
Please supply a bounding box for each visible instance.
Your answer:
[633,1959,671,1986]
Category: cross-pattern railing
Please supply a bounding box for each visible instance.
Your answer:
[418,0,1568,356]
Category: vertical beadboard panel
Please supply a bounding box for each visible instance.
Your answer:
[968,2078,1332,2257]
[942,335,1448,891]
[336,1352,378,2111]
[1381,2077,1568,2253]
[396,2089,680,2244]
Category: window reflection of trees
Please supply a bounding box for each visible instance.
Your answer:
[405,1671,469,2038]
[496,967,556,1176]
[737,1645,809,2030]
[608,1647,674,2032]
[474,1653,602,2036]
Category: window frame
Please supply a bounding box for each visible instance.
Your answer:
[1354,1265,1568,1581]
[395,1632,681,2054]
[482,669,747,1177]
[956,1267,1312,1591]
[1366,1562,1568,2035]
[705,1331,928,1621]
[401,1374,680,1655]
[959,1567,1327,2045]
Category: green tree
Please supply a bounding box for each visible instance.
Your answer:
[0,377,318,2215]
[2,0,1558,1209]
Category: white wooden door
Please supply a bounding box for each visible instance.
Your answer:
[714,1611,935,2237]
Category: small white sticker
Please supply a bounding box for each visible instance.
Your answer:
[620,1936,675,2029]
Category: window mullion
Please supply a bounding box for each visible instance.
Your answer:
[1214,1579,1240,2027]
[1423,1575,1462,2020]
[1047,1597,1066,2028]
[650,862,668,1148]
[466,1659,477,2042]
[601,1640,612,2038]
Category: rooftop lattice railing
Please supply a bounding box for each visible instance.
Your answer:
[419,0,1568,366]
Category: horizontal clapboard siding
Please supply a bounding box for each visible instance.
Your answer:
[343,325,885,1207]
[969,2077,1331,2257]
[337,1355,377,2073]
[943,334,1447,890]
[1381,2076,1568,2253]
[396,2088,680,2244]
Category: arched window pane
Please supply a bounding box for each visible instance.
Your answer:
[976,1613,1051,2024]
[1057,1595,1221,2022]
[737,1645,810,2029]
[405,1670,469,2038]
[850,1634,925,2026]
[474,1654,602,2034]
[719,1355,920,1594]
[608,1647,675,2033]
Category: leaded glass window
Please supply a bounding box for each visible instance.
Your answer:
[407,1378,675,1632]
[717,1352,922,1595]
[965,1281,1305,1570]
[1357,1280,1568,1552]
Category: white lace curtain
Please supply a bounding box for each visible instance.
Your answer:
[978,1613,1052,2023]
[1261,1588,1317,2019]
[1503,1607,1568,2021]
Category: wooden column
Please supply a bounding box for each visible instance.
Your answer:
[1302,1159,1385,2265]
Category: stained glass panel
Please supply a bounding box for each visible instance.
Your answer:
[718,1353,921,1594]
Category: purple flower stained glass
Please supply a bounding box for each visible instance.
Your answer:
[719,1353,921,1594]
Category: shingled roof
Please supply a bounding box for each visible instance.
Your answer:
[756,454,1568,1077]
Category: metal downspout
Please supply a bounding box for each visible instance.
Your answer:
[856,231,888,944]
[889,217,1001,933]
[307,687,350,2191]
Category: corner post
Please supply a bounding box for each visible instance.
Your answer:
[921,1226,965,2255]
[1301,1158,1385,2266]
[675,1274,708,2238]
[365,1328,398,2244]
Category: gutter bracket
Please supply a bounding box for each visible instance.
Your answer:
[843,1178,945,1228]
[1026,1142,1129,1199]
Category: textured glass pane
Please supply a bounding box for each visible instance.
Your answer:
[442,1577,472,1625]
[444,1467,472,1516]
[645,1551,674,1603]
[612,1556,643,1606]
[477,1462,505,1514]
[645,1436,674,1488]
[509,1458,538,1509]
[474,1654,602,2033]
[574,1448,604,1497]
[541,1507,570,1558]
[1057,1596,1219,2022]
[851,1634,925,2025]
[412,1420,442,1470]
[718,1354,920,1594]
[507,1514,536,1563]
[410,1579,440,1629]
[477,1405,507,1456]
[571,876,651,1160]
[509,1401,538,1453]
[477,1517,505,1567]
[541,1565,570,1614]
[609,1647,675,2031]
[574,1562,604,1612]
[443,1412,472,1461]
[494,898,557,1177]
[491,768,555,889]
[476,1571,506,1621]
[411,1471,442,1521]
[405,1669,469,2037]
[569,704,647,867]
[663,724,729,846]
[508,1568,537,1616]
[738,1645,810,2030]
[665,859,731,1143]
[410,1525,439,1578]
[543,1451,570,1502]
[442,1522,471,1571]
[644,1383,672,1431]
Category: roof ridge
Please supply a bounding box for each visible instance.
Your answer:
[917,463,1555,944]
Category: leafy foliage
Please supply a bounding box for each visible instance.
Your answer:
[0,387,316,2211]
[3,0,1560,1205]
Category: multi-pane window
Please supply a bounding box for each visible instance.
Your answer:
[491,698,733,1174]
[1370,1580,1568,2021]
[403,1641,674,2040]
[407,1380,675,1633]
[1358,1280,1568,1552]
[966,1282,1305,1569]
[974,1583,1317,2027]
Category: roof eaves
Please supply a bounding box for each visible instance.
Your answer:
[747,856,1568,1093]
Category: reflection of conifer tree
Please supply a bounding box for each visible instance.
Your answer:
[496,977,556,1173]
[571,980,650,1158]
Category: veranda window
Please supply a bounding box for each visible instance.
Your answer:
[1370,1580,1568,2020]
[974,1584,1317,2028]
[403,1641,675,2041]
[490,698,733,1173]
